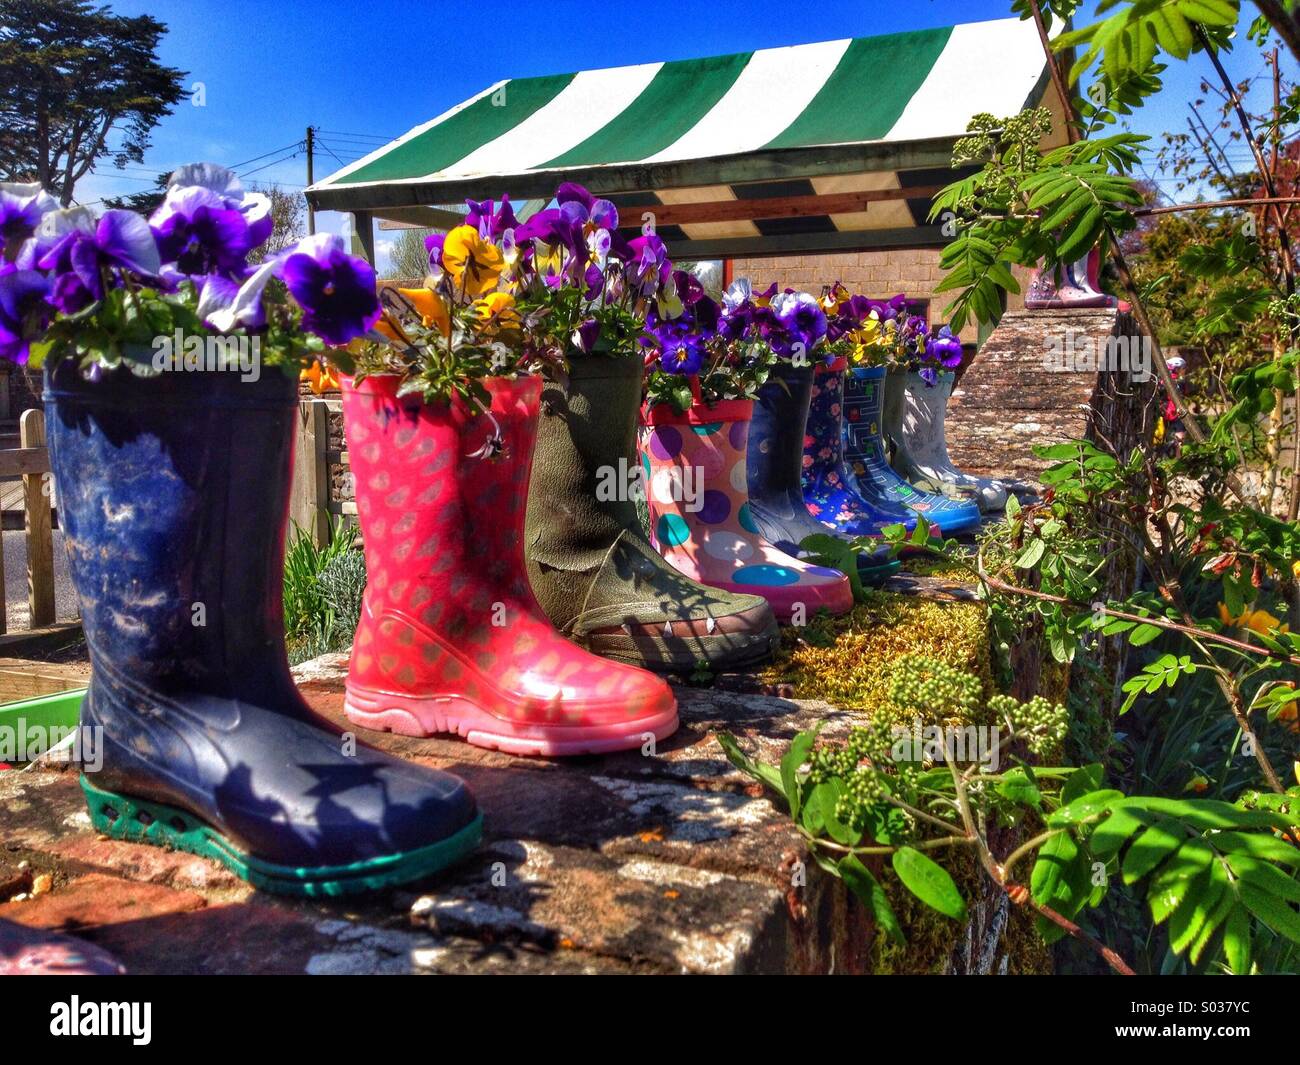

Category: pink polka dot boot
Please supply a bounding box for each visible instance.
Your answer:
[341,374,679,757]
[640,398,853,623]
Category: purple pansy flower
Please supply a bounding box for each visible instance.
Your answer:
[925,324,963,370]
[465,196,518,241]
[150,164,272,278]
[1,183,57,257]
[280,234,381,346]
[572,317,601,353]
[0,267,52,364]
[627,233,669,296]
[770,290,827,356]
[36,209,161,314]
[660,335,704,376]
[425,232,446,273]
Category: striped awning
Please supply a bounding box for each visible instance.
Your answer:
[307,17,1057,258]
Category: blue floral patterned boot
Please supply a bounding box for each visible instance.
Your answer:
[748,360,898,583]
[839,364,982,536]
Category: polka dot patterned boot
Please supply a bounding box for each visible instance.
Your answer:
[641,398,853,623]
[839,364,982,536]
[342,373,679,757]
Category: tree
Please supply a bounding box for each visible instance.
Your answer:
[101,171,168,214]
[383,227,434,281]
[245,184,305,263]
[0,0,188,205]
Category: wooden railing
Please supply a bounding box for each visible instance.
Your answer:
[0,409,56,632]
[290,397,354,546]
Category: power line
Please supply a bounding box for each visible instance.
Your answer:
[239,150,302,179]
[228,141,306,171]
[316,129,396,141]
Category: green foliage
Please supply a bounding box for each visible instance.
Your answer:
[283,520,363,663]
[929,109,1144,331]
[26,277,328,377]
[0,0,188,204]
[720,651,1300,973]
[643,338,773,413]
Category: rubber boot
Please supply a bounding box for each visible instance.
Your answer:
[838,364,982,536]
[525,357,778,672]
[801,358,926,535]
[1025,247,1115,309]
[0,919,124,975]
[342,373,679,756]
[746,360,899,583]
[882,369,1007,512]
[641,398,853,622]
[45,364,481,897]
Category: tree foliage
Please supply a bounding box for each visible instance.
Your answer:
[0,0,187,204]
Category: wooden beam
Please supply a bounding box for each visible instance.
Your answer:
[289,399,331,548]
[615,186,945,228]
[661,225,949,261]
[20,410,54,628]
[376,205,470,231]
[0,446,50,479]
[306,136,963,213]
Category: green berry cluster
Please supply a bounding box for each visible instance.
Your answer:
[887,655,981,716]
[990,692,1068,757]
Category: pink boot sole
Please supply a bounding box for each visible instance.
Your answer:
[343,685,680,757]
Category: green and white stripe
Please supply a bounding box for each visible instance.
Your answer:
[308,15,1050,250]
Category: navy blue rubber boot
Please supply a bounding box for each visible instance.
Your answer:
[46,364,481,896]
[747,360,898,584]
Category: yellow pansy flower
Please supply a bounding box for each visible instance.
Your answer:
[398,286,451,336]
[300,361,339,394]
[473,291,520,331]
[441,224,504,297]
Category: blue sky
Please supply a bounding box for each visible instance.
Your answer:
[78,0,1297,267]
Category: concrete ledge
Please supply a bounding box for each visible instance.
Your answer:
[0,654,879,974]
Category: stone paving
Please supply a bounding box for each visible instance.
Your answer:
[0,652,880,975]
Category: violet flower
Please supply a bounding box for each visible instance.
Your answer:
[150,187,259,278]
[466,196,518,240]
[660,335,704,376]
[572,317,601,353]
[1,183,57,258]
[770,291,827,355]
[36,209,161,314]
[925,325,963,370]
[0,267,52,364]
[280,234,381,345]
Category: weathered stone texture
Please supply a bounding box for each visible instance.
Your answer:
[945,307,1156,483]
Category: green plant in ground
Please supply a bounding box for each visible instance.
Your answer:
[316,547,367,640]
[283,519,363,663]
[719,653,1300,976]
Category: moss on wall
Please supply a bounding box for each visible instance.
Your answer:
[762,589,994,729]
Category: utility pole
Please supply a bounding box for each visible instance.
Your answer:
[305,125,315,235]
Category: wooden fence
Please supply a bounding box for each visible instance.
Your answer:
[0,409,57,633]
[290,397,354,546]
